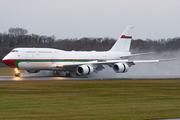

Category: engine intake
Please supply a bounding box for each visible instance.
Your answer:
[113,63,129,73]
[76,65,94,75]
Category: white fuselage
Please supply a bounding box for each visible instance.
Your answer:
[3,48,131,70]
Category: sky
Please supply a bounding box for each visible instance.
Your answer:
[0,0,180,40]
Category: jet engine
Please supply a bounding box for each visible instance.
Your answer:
[113,63,129,73]
[76,65,94,75]
[25,70,40,73]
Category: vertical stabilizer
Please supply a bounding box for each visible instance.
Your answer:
[109,26,134,52]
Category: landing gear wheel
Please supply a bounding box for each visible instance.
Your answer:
[15,73,21,77]
[65,72,71,77]
[14,68,21,77]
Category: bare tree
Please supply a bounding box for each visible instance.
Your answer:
[8,27,28,36]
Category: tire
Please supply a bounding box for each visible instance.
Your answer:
[15,73,21,77]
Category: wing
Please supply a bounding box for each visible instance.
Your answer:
[50,58,175,71]
[47,58,175,76]
[90,59,174,69]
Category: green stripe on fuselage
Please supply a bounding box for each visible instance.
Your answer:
[14,60,94,68]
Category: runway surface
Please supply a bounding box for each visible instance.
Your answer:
[0,74,180,81]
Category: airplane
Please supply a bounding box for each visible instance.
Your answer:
[2,26,173,77]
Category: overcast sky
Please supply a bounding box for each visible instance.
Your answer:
[0,0,180,40]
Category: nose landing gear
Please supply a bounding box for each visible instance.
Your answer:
[14,68,21,77]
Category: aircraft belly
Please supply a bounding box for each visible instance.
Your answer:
[18,62,52,70]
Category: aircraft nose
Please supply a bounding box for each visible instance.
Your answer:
[2,57,16,68]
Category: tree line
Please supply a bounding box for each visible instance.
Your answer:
[0,27,180,67]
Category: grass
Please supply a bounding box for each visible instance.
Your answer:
[0,80,180,120]
[0,67,24,76]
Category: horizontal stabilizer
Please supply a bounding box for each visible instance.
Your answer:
[120,52,155,59]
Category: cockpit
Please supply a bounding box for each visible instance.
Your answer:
[11,50,18,52]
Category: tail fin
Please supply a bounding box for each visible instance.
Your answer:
[109,26,134,52]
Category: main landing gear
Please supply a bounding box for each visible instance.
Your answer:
[53,70,72,77]
[14,68,21,77]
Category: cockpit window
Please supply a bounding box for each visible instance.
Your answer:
[11,50,18,52]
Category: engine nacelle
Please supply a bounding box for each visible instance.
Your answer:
[76,65,94,75]
[113,63,129,73]
[25,70,40,73]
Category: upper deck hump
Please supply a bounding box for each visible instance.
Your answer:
[11,48,65,53]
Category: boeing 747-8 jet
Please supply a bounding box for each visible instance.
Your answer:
[2,26,172,77]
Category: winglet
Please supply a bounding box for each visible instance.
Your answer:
[159,58,177,62]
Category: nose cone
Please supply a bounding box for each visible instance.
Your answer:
[2,56,16,68]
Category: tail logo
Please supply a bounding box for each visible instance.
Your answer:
[121,35,132,39]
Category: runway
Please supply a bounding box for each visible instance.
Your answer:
[0,74,180,81]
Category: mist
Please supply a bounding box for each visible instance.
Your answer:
[90,50,180,78]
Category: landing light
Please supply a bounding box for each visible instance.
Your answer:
[57,65,63,67]
[14,68,20,73]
